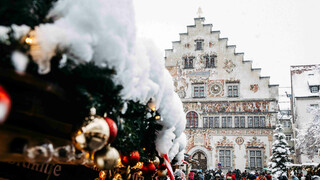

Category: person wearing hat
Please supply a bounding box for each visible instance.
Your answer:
[220,173,225,180]
[215,173,221,180]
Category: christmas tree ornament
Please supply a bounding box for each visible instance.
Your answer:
[23,139,54,163]
[0,85,11,124]
[129,151,140,166]
[53,144,75,163]
[114,173,123,180]
[99,170,106,180]
[157,169,167,178]
[147,98,156,111]
[94,145,120,170]
[121,155,130,166]
[152,156,160,167]
[104,116,118,144]
[141,162,156,175]
[132,162,143,169]
[72,107,110,153]
[73,149,87,165]
[158,163,167,170]
[155,112,161,120]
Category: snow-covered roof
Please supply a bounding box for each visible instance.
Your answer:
[286,164,302,167]
[291,65,320,97]
[302,162,319,167]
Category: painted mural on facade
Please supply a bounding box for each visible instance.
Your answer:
[184,101,271,113]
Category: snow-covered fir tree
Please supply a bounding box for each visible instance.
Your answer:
[295,106,320,159]
[269,124,291,178]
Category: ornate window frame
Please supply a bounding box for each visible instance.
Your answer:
[245,137,267,170]
[215,136,235,170]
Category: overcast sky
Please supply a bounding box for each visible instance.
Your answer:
[133,0,320,87]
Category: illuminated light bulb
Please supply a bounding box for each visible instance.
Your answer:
[99,170,106,178]
[155,115,161,120]
[25,37,33,45]
[114,173,121,179]
[147,98,156,111]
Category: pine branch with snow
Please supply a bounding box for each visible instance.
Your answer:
[269,124,291,179]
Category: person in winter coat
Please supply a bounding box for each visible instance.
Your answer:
[226,171,236,180]
[266,173,272,180]
[256,172,267,180]
[220,173,226,180]
[247,172,256,180]
[292,175,299,180]
[189,171,195,180]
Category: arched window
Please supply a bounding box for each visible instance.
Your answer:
[186,111,198,128]
[192,151,207,170]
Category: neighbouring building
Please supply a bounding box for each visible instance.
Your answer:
[278,87,294,158]
[291,64,320,163]
[165,17,279,171]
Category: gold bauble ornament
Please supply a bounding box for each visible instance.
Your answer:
[157,169,167,178]
[113,173,122,180]
[73,108,110,153]
[94,145,120,170]
[153,156,160,167]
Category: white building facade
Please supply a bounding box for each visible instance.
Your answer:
[165,17,279,171]
[291,65,320,163]
[278,87,294,149]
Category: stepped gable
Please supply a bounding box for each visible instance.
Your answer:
[165,17,278,99]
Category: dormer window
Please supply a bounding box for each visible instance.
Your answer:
[183,56,194,69]
[195,39,204,51]
[205,55,216,68]
[310,86,319,93]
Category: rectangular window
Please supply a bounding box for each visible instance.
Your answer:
[195,40,203,51]
[194,87,199,97]
[227,85,239,97]
[205,55,216,68]
[260,116,266,127]
[310,86,319,93]
[200,86,205,97]
[234,116,240,128]
[193,85,205,98]
[219,150,231,168]
[285,134,292,141]
[228,86,233,97]
[249,150,263,169]
[227,117,232,127]
[233,86,238,97]
[203,117,208,128]
[222,117,226,128]
[248,116,253,128]
[240,116,245,128]
[282,120,291,128]
[184,57,194,69]
[215,117,220,128]
[310,104,319,109]
[254,116,260,127]
[209,117,214,128]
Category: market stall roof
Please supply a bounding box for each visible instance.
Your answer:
[286,164,302,167]
[286,163,319,167]
[302,163,319,167]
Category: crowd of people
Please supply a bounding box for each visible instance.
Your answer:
[174,169,275,180]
